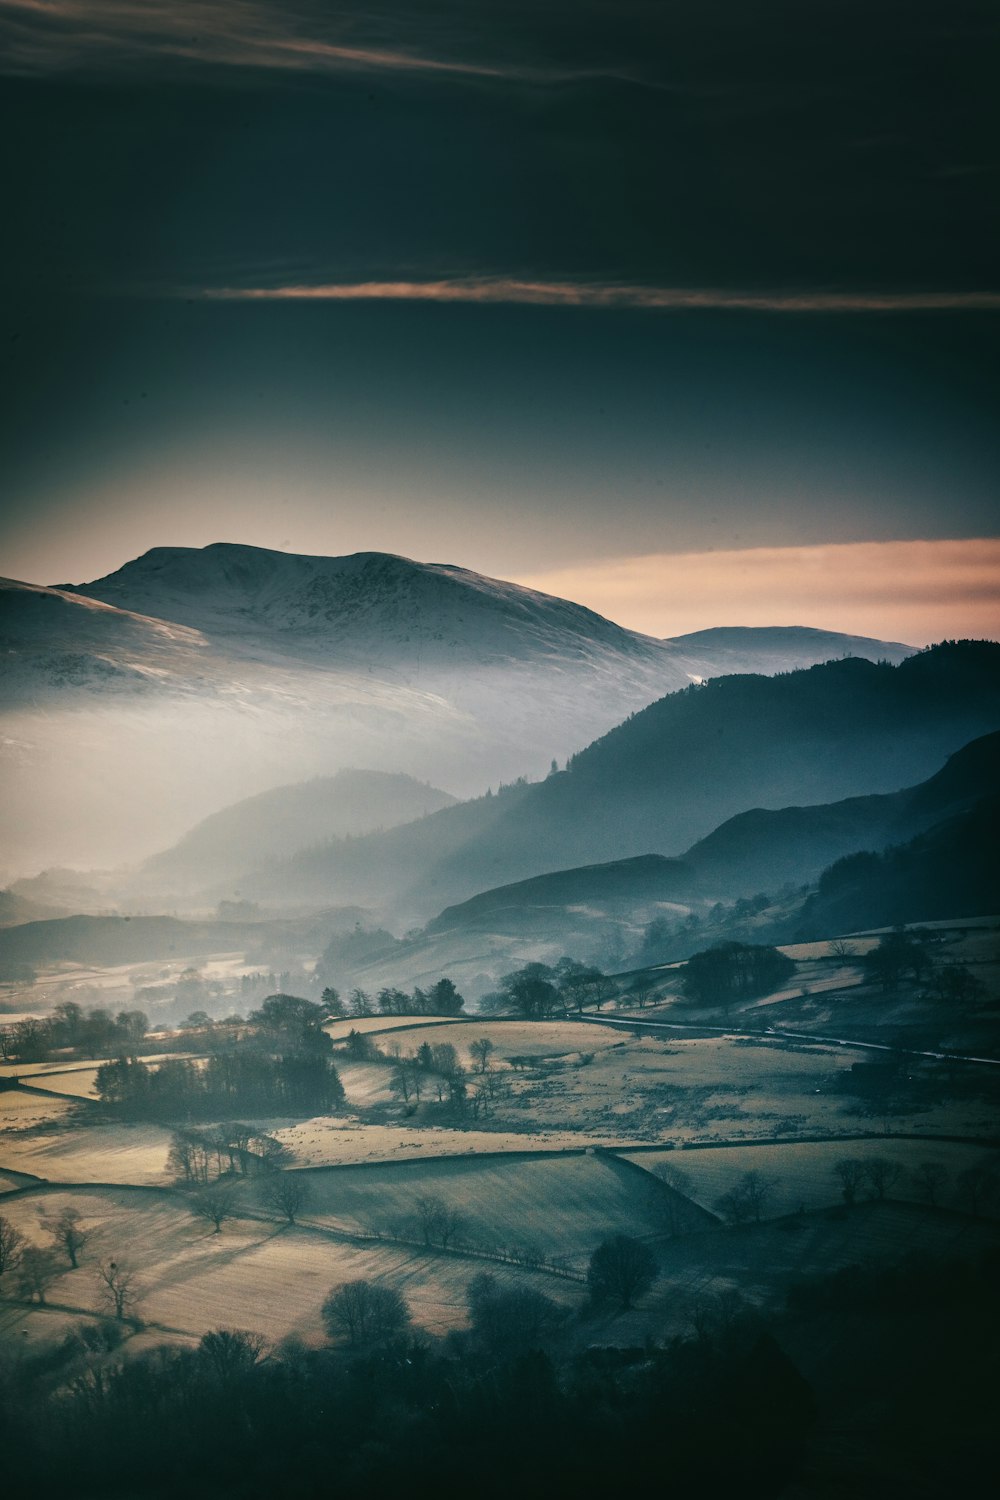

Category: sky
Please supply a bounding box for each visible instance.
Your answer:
[1,1,998,643]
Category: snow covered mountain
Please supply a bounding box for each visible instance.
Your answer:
[1,544,914,874]
[60,545,668,669]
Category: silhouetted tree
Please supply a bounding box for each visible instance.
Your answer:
[833,1157,866,1205]
[466,1272,567,1356]
[428,977,464,1015]
[862,1157,903,1200]
[413,1194,464,1247]
[97,1259,138,1320]
[321,1279,410,1346]
[17,1247,59,1304]
[190,1184,238,1234]
[259,1171,310,1224]
[683,943,795,1009]
[198,1328,267,1379]
[715,1170,778,1224]
[0,1214,26,1279]
[587,1234,657,1310]
[496,963,561,1019]
[469,1037,495,1074]
[49,1207,88,1268]
[911,1160,949,1206]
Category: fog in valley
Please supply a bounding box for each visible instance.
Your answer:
[3,3,999,1497]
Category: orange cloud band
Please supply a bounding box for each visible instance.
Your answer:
[200,279,1000,312]
[514,539,1000,646]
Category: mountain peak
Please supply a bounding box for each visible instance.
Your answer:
[62,544,661,665]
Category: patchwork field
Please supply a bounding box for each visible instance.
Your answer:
[0,1183,578,1345]
[622,1138,1000,1218]
[268,1118,619,1167]
[0,1087,77,1131]
[2,993,997,1387]
[0,1121,175,1184]
[296,1149,710,1266]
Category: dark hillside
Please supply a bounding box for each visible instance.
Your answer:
[796,793,1000,936]
[238,642,1000,919]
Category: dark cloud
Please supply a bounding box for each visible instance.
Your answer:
[1,2,998,583]
[2,1,998,295]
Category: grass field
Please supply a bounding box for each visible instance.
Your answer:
[621,1138,1000,1218]
[268,1118,620,1167]
[0,1121,175,1184]
[295,1149,709,1266]
[0,1183,578,1345]
[0,1088,77,1131]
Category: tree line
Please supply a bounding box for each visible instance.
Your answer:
[0,1002,149,1064]
[320,976,464,1019]
[96,994,344,1120]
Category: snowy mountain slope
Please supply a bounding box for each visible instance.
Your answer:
[64,543,913,676]
[61,544,668,669]
[0,576,210,702]
[2,544,915,874]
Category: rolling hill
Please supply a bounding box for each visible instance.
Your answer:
[0,543,913,873]
[139,770,458,891]
[231,642,1000,922]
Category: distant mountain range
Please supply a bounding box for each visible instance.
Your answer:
[426,729,999,936]
[0,543,914,872]
[140,770,457,890]
[5,692,997,996]
[225,642,1000,923]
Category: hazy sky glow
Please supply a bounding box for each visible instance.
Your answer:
[517,539,1000,646]
[1,1,998,640]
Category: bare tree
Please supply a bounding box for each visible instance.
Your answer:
[911,1161,949,1207]
[18,1247,60,1304]
[97,1259,139,1320]
[586,1234,658,1310]
[190,1183,238,1234]
[715,1170,778,1225]
[832,1157,867,1206]
[49,1207,88,1268]
[469,1038,495,1074]
[829,938,858,960]
[259,1171,310,1225]
[198,1328,267,1378]
[862,1157,903,1201]
[466,1272,567,1356]
[321,1279,411,1346]
[0,1214,26,1279]
[413,1194,464,1248]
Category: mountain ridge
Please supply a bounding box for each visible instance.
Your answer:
[226,642,1000,921]
[1,541,919,873]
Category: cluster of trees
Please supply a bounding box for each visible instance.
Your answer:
[320,977,464,1019]
[861,927,934,991]
[166,1123,286,1184]
[96,993,344,1120]
[0,1219,837,1500]
[0,1209,139,1318]
[635,900,773,967]
[96,1049,344,1120]
[714,1170,778,1225]
[479,959,616,1020]
[342,1029,514,1118]
[682,941,795,1008]
[0,1003,148,1063]
[834,1154,998,1213]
